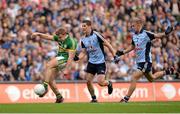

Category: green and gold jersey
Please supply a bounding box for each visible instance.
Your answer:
[53,35,77,61]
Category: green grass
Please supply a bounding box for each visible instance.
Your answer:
[0,102,180,113]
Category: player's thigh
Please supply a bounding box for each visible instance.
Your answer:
[137,62,153,82]
[132,70,144,81]
[50,68,59,80]
[85,62,96,76]
[46,57,59,68]
[96,74,105,83]
[55,56,67,70]
[96,63,106,83]
[85,73,94,82]
[96,63,106,81]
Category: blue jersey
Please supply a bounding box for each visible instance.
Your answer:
[80,31,105,64]
[132,29,155,63]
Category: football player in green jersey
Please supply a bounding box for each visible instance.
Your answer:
[31,27,77,103]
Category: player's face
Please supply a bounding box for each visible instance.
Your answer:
[57,33,66,41]
[132,22,143,32]
[81,23,89,34]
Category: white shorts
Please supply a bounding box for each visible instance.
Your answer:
[56,56,67,71]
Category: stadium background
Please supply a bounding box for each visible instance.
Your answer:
[0,0,179,104]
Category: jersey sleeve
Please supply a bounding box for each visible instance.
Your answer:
[81,40,86,48]
[53,35,59,41]
[131,39,135,46]
[146,31,155,41]
[93,31,104,43]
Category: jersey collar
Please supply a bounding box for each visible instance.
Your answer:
[85,30,94,37]
[60,34,69,42]
[135,28,144,35]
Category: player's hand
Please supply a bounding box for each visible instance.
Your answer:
[73,55,79,61]
[113,55,120,64]
[116,50,124,56]
[165,26,173,35]
[62,69,69,76]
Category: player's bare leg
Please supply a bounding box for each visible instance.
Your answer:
[49,80,64,103]
[86,73,97,102]
[144,71,164,82]
[97,74,113,94]
[147,67,175,81]
[44,58,58,82]
[121,67,174,102]
[40,58,57,97]
[40,58,62,99]
[48,69,64,103]
[120,70,143,103]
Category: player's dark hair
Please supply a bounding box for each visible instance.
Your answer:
[82,20,91,26]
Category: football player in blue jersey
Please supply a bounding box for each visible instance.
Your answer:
[74,18,119,102]
[116,18,174,103]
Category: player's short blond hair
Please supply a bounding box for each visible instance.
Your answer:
[132,17,144,25]
[55,27,67,35]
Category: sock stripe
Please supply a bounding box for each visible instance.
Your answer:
[56,93,62,99]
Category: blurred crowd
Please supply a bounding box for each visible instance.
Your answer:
[0,0,179,82]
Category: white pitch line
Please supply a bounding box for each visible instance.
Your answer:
[0,113,180,114]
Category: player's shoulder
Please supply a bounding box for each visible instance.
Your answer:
[80,33,90,42]
[53,35,59,41]
[93,30,103,36]
[93,30,105,41]
[93,30,100,35]
[66,37,77,49]
[143,30,154,34]
[80,36,86,43]
[67,35,75,41]
[66,36,76,44]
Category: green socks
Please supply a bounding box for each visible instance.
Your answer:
[43,81,48,90]
[56,93,62,99]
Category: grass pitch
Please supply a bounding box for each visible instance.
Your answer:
[0,101,180,113]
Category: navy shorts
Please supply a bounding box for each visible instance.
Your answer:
[137,62,152,73]
[85,62,106,75]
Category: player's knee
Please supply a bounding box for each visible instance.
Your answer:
[97,81,104,86]
[147,78,154,82]
[131,77,137,82]
[46,63,51,69]
[144,72,154,82]
[86,80,92,85]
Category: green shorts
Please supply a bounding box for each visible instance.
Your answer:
[55,56,67,71]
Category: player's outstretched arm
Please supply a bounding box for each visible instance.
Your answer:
[102,39,122,63]
[147,26,173,39]
[31,32,53,41]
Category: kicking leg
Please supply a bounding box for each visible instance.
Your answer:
[145,67,175,82]
[49,80,64,103]
[48,69,64,103]
[40,58,59,97]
